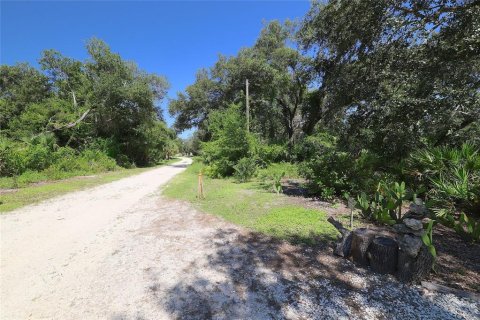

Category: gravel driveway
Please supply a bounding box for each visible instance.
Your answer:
[1,158,479,319]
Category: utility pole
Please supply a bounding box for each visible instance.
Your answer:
[246,79,250,133]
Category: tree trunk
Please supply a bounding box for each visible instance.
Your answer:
[367,237,398,274]
[350,228,376,266]
[397,245,434,283]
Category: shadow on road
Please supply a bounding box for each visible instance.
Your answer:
[168,163,189,168]
[149,228,466,319]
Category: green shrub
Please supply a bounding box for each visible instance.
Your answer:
[80,149,117,172]
[0,138,23,176]
[0,134,59,176]
[116,154,134,168]
[202,104,253,177]
[50,147,78,172]
[454,213,480,242]
[319,185,336,201]
[300,150,372,196]
[293,131,336,162]
[408,143,480,213]
[257,144,287,163]
[204,159,235,178]
[86,137,121,160]
[272,171,285,195]
[233,157,257,182]
[299,133,385,196]
[24,144,53,171]
[0,142,118,186]
[408,143,480,240]
[16,170,49,186]
[355,181,409,225]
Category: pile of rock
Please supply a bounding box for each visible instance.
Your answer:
[395,218,434,282]
[328,213,435,283]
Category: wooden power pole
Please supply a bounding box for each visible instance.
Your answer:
[246,79,250,133]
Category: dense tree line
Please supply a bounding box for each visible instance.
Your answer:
[170,0,479,240]
[1,39,179,179]
[171,0,479,154]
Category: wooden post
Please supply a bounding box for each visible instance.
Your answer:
[347,197,356,229]
[246,79,250,133]
[197,172,204,199]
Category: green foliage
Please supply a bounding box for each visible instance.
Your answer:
[300,145,382,197]
[453,213,480,242]
[355,181,409,225]
[297,130,391,197]
[168,0,478,243]
[169,21,313,146]
[293,131,336,162]
[181,132,202,156]
[272,171,285,195]
[202,104,253,177]
[430,167,478,210]
[0,63,51,130]
[421,220,437,258]
[0,135,118,187]
[1,38,177,185]
[256,144,287,163]
[233,157,257,183]
[408,143,480,240]
[356,193,371,219]
[299,1,480,158]
[0,136,56,176]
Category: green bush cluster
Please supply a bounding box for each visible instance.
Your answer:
[202,104,258,178]
[233,157,257,182]
[256,144,288,163]
[298,133,385,198]
[0,135,118,188]
[1,135,55,176]
[406,143,480,241]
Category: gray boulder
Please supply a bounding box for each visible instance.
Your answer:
[404,218,423,231]
[398,234,423,258]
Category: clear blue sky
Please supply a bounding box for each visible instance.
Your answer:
[1,1,311,138]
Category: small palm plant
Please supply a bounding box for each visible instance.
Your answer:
[421,219,437,259]
[272,171,285,195]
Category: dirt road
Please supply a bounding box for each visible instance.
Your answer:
[1,158,479,319]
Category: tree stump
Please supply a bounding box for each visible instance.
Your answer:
[367,236,398,274]
[334,231,353,258]
[350,228,376,266]
[328,217,352,257]
[397,245,434,283]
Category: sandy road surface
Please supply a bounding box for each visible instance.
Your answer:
[1,158,193,319]
[1,157,479,320]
